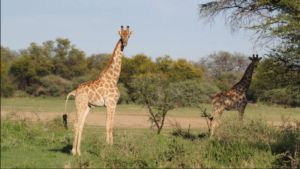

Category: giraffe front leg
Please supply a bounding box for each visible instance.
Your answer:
[109,105,116,144]
[105,111,112,144]
[238,102,247,121]
[105,102,116,145]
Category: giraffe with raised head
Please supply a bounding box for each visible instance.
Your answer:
[208,54,261,137]
[63,26,132,156]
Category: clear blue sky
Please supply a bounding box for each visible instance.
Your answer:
[1,0,266,61]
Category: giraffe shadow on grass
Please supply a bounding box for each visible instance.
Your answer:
[172,128,209,141]
[49,144,73,155]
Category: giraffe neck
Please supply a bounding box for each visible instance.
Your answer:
[98,39,123,84]
[232,62,256,92]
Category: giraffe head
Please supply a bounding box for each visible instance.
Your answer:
[248,54,262,67]
[119,25,132,48]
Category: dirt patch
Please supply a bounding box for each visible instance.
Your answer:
[1,111,296,128]
[1,111,208,129]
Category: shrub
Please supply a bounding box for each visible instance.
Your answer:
[118,83,130,104]
[70,75,92,88]
[0,84,15,97]
[271,122,300,169]
[260,88,294,106]
[12,90,30,97]
[39,75,73,96]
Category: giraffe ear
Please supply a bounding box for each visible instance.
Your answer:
[118,31,121,36]
[249,57,252,60]
[129,31,133,36]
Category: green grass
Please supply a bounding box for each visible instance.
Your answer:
[1,97,300,121]
[1,117,299,168]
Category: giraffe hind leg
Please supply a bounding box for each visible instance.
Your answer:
[76,107,90,156]
[72,118,79,155]
[210,107,224,137]
[72,101,90,156]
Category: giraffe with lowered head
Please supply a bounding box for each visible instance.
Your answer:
[208,54,261,137]
[63,26,132,156]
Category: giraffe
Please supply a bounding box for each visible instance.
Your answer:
[63,26,132,156]
[208,54,261,137]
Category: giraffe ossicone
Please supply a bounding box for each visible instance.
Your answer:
[63,26,132,156]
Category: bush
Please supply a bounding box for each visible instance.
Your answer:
[39,75,73,96]
[170,80,219,105]
[12,90,30,97]
[70,75,92,88]
[0,84,15,97]
[118,83,130,104]
[260,88,295,106]
[271,122,300,169]
[198,80,220,98]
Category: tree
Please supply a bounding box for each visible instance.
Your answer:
[9,42,55,93]
[86,53,111,78]
[251,58,300,106]
[120,54,158,100]
[130,73,206,134]
[130,73,171,134]
[156,56,204,82]
[199,0,300,105]
[1,46,17,97]
[200,51,249,91]
[65,47,88,78]
[200,51,249,78]
[52,38,71,78]
[199,0,300,71]
[39,75,73,96]
[199,0,300,40]
[10,55,38,91]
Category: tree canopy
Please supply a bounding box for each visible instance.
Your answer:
[199,0,300,71]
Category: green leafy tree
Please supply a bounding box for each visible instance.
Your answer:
[10,55,38,91]
[39,75,73,96]
[199,0,300,71]
[117,83,130,104]
[86,53,111,78]
[1,46,17,97]
[251,58,300,106]
[130,74,207,134]
[27,42,54,76]
[9,42,54,93]
[52,38,71,78]
[120,54,158,98]
[156,56,204,81]
[130,73,175,134]
[65,47,88,78]
[120,54,157,83]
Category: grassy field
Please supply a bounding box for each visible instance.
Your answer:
[1,116,299,168]
[1,97,300,121]
[1,97,300,168]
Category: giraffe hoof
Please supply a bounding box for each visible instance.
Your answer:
[71,149,77,156]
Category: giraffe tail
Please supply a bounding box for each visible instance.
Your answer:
[63,90,76,129]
